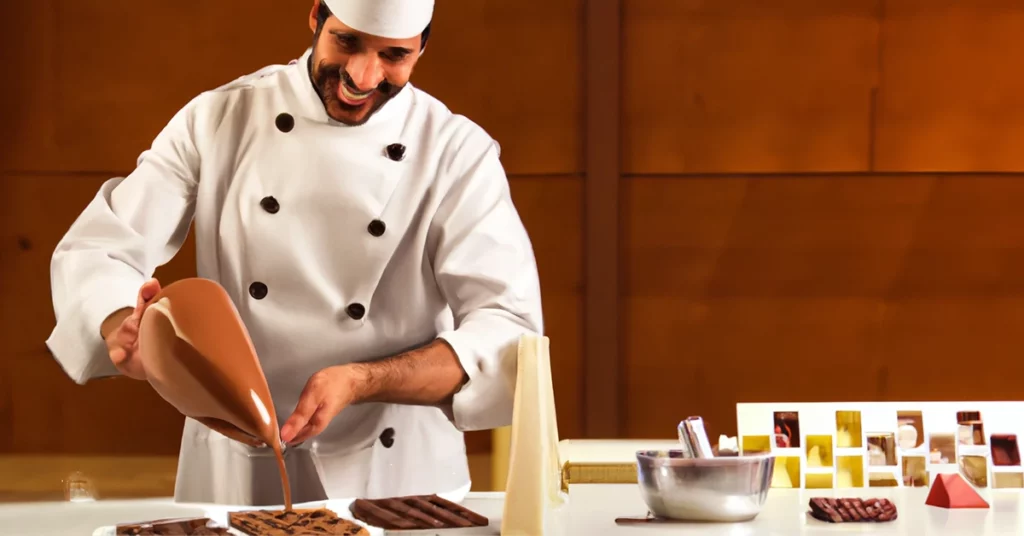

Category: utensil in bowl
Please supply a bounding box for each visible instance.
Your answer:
[635,450,775,522]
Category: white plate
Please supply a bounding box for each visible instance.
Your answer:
[89,499,383,536]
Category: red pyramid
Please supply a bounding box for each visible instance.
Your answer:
[925,473,989,509]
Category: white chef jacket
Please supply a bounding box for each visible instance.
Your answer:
[44,47,544,506]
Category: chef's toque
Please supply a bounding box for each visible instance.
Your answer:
[322,0,434,39]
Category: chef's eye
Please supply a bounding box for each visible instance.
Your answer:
[381,48,411,63]
[334,33,360,52]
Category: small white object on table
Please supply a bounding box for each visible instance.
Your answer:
[2,485,1024,535]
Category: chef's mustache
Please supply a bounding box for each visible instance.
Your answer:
[316,63,396,96]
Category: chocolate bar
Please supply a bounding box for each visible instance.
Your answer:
[115,517,230,535]
[228,508,369,536]
[808,497,898,523]
[350,494,489,530]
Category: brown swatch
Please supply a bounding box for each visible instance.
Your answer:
[350,494,489,530]
[808,497,898,523]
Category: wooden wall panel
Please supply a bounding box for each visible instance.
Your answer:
[0,0,581,176]
[877,177,1024,397]
[876,1,1024,171]
[416,1,583,175]
[0,174,197,358]
[0,0,309,174]
[8,354,187,456]
[622,0,879,175]
[0,174,582,454]
[623,175,1024,441]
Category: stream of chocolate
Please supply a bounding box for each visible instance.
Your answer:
[139,278,293,510]
[276,446,291,511]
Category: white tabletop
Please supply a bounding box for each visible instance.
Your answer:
[0,484,1022,535]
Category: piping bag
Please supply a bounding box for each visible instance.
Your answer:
[136,277,285,452]
[136,278,295,509]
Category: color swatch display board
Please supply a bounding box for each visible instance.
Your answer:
[736,402,1024,491]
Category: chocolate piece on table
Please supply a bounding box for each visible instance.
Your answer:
[228,508,369,536]
[808,497,898,523]
[378,498,446,529]
[351,500,422,530]
[427,494,491,526]
[405,497,474,528]
[808,498,843,523]
[350,494,490,531]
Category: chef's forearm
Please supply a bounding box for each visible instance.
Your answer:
[347,339,469,407]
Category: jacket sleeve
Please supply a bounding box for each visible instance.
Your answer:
[45,96,204,385]
[430,123,545,432]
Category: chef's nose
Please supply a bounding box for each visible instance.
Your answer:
[345,54,385,92]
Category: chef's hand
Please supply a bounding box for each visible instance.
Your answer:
[280,366,356,446]
[101,278,162,381]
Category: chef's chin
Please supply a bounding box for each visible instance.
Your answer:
[315,80,390,126]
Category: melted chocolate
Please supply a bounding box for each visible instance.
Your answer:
[138,278,292,510]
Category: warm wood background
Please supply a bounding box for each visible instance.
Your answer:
[4,0,1024,467]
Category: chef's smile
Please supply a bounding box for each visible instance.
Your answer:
[338,80,375,106]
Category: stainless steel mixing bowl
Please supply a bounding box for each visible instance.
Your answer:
[635,450,775,522]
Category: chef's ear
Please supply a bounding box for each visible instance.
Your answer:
[309,0,320,33]
[419,23,431,56]
[310,0,330,34]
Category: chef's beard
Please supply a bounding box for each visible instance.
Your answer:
[309,59,404,126]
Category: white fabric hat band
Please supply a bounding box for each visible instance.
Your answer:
[322,0,434,40]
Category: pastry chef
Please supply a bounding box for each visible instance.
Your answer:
[44,0,544,506]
